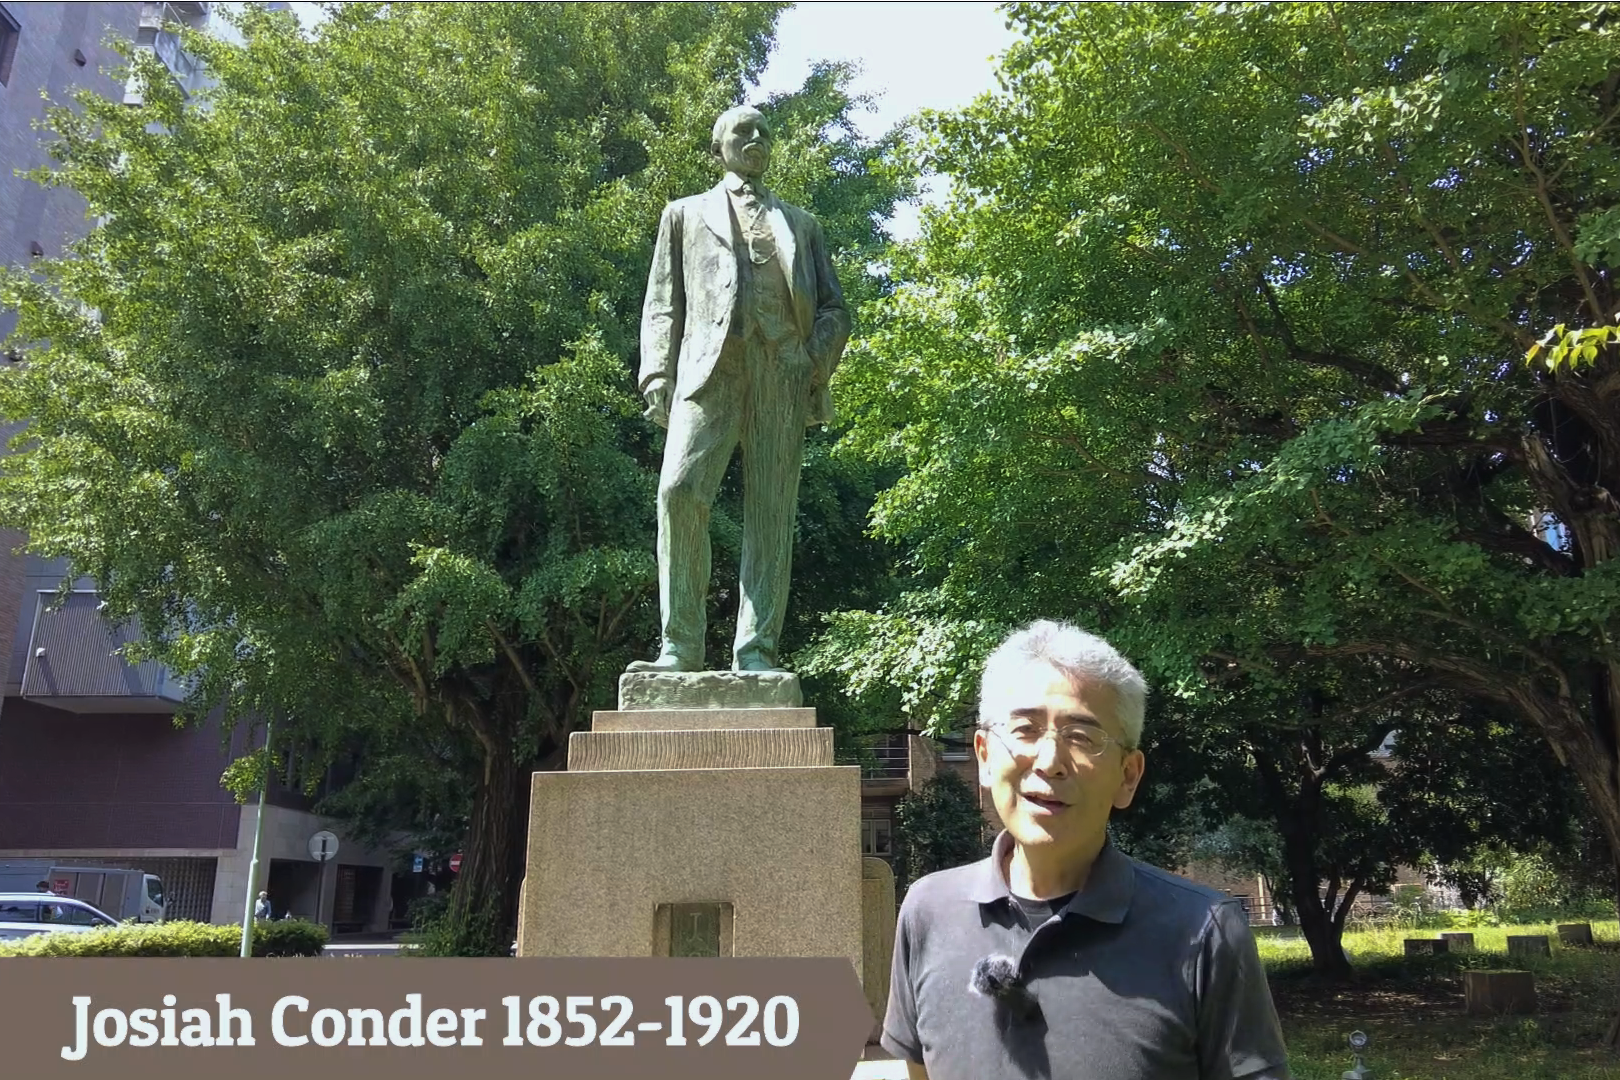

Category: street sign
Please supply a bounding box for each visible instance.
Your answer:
[449,852,462,873]
[307,830,339,863]
[412,854,424,873]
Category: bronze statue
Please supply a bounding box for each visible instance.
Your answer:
[630,105,850,674]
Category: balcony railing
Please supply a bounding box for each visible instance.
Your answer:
[839,734,910,781]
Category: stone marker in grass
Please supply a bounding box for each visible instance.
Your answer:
[1403,937,1449,956]
[1464,970,1537,1016]
[1556,923,1594,947]
[1439,932,1475,951]
[1506,934,1551,958]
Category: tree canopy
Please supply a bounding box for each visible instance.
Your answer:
[0,1,910,952]
[808,0,1620,984]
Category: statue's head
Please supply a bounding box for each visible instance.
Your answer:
[710,105,772,179]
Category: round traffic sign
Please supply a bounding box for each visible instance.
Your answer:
[308,830,339,862]
[449,852,462,873]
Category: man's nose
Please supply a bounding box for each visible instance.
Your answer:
[1031,732,1069,776]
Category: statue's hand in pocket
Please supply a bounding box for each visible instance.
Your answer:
[643,377,671,430]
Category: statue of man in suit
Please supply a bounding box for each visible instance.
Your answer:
[629,105,850,674]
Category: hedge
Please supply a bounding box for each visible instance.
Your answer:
[0,918,328,957]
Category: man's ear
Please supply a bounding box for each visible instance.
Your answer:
[1112,749,1146,811]
[974,728,993,787]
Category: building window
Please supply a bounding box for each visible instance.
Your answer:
[0,5,19,87]
[861,807,893,858]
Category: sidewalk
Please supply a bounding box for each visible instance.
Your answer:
[323,931,408,957]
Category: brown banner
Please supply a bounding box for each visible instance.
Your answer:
[0,957,875,1079]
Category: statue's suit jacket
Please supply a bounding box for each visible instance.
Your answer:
[639,180,850,427]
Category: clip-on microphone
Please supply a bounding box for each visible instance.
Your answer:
[968,954,1041,1021]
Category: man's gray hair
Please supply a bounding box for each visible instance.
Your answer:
[978,619,1148,748]
[710,105,768,156]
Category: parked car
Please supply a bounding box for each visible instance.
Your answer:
[0,862,167,923]
[0,892,120,942]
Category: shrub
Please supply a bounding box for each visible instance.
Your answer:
[255,918,330,957]
[893,771,991,895]
[0,919,328,957]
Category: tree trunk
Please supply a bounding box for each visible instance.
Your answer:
[1282,829,1354,980]
[1255,742,1353,977]
[446,717,528,956]
[1575,665,1620,1052]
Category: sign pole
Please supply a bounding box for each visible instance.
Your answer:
[239,716,272,959]
[306,831,339,933]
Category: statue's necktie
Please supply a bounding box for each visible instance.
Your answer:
[736,182,776,265]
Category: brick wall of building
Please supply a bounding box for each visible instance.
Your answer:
[0,699,243,849]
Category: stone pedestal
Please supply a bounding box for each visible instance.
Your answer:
[518,672,866,985]
[1404,938,1448,956]
[1464,970,1537,1015]
[1557,922,1595,947]
[1507,934,1551,958]
[1440,932,1475,951]
[861,858,896,1042]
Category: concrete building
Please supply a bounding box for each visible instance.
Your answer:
[854,729,999,870]
[0,1,403,935]
[1,3,141,344]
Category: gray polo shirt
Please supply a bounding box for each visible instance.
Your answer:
[882,832,1292,1079]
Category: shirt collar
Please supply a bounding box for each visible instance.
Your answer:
[723,171,768,198]
[969,830,1137,925]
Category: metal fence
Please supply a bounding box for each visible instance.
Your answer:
[838,735,910,780]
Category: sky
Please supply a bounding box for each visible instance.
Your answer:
[280,1,1022,240]
[751,2,1021,239]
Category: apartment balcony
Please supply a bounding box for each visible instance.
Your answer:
[842,733,912,798]
[139,2,210,31]
[127,2,211,104]
[18,590,187,713]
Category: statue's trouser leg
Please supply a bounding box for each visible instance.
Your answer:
[657,345,745,664]
[733,334,811,668]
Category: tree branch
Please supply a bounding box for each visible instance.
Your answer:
[1454,524,1578,576]
[1256,273,1402,394]
[486,619,539,701]
[1332,876,1366,932]
[1510,40,1609,322]
[1297,215,1536,347]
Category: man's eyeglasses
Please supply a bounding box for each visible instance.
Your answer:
[982,719,1124,761]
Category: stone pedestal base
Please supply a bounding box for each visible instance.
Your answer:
[519,692,870,989]
[861,858,896,1043]
[1403,938,1448,956]
[618,669,802,709]
[521,766,860,966]
[1507,934,1551,958]
[1557,922,1595,947]
[1439,932,1475,951]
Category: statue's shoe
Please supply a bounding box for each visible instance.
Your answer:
[732,652,782,673]
[626,653,699,673]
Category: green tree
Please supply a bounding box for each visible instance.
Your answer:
[813,0,1620,997]
[892,770,990,895]
[1110,671,1582,977]
[0,2,909,953]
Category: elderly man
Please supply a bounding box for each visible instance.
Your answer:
[629,105,849,675]
[882,620,1292,1080]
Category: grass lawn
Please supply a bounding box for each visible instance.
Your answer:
[1261,921,1620,1079]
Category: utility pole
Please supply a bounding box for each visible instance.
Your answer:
[239,717,272,958]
